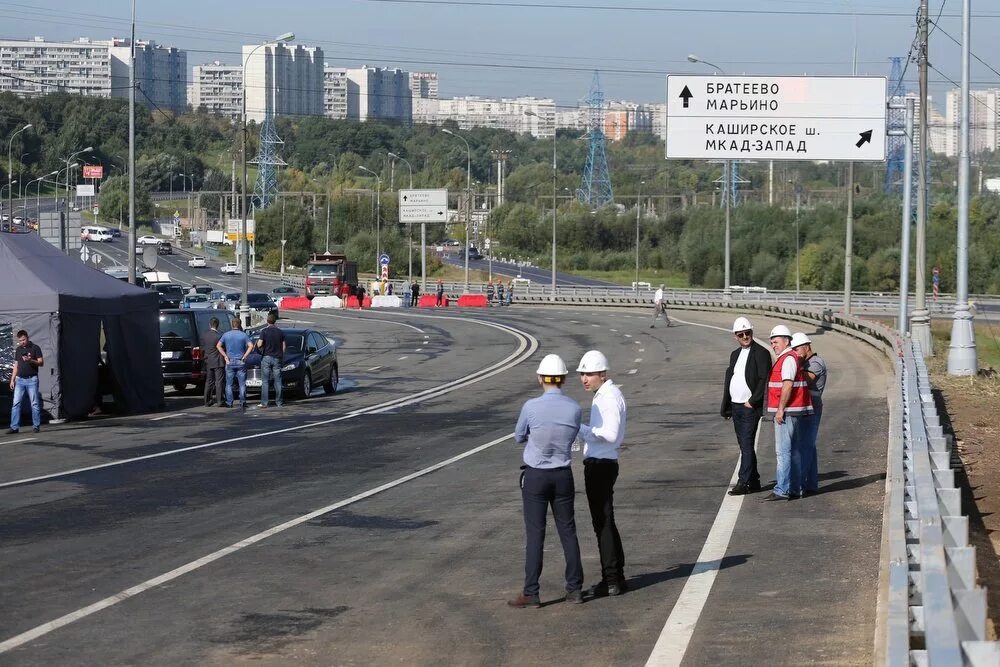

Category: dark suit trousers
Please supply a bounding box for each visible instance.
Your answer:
[732,403,762,485]
[584,457,626,584]
[204,366,225,406]
[521,466,584,596]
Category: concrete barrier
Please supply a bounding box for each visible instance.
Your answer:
[418,295,447,308]
[279,296,312,310]
[371,295,402,308]
[457,294,488,308]
[310,295,343,309]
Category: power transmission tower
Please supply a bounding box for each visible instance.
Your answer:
[885,56,907,193]
[251,112,286,209]
[577,71,614,208]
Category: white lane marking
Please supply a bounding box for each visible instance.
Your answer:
[610,329,618,332]
[398,355,409,360]
[366,366,382,372]
[0,319,536,489]
[646,418,762,667]
[634,358,643,363]
[313,312,424,333]
[3,437,36,445]
[639,348,645,352]
[569,320,580,324]
[150,413,185,422]
[0,432,515,654]
[627,369,638,375]
[591,324,601,328]
[415,348,423,352]
[624,334,633,338]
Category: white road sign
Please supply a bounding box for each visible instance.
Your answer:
[665,75,887,162]
[399,189,448,223]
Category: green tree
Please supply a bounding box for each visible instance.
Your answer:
[98,175,152,223]
[254,200,314,267]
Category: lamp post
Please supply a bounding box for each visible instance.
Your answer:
[442,128,472,293]
[687,55,731,298]
[7,123,31,221]
[358,166,383,268]
[388,152,417,282]
[30,171,59,227]
[524,110,557,300]
[635,181,644,292]
[242,31,294,326]
[63,147,92,252]
[17,152,29,200]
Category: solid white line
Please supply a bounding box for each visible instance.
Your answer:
[150,413,185,421]
[0,318,536,489]
[0,432,515,654]
[3,437,36,445]
[366,366,382,372]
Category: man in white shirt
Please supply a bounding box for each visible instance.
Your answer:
[650,284,672,328]
[577,349,628,596]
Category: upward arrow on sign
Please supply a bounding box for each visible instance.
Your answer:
[679,85,693,108]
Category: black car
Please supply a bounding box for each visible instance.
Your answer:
[159,309,232,392]
[271,285,299,297]
[152,283,184,309]
[224,291,279,314]
[157,242,173,255]
[246,328,338,399]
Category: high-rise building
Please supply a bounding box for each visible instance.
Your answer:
[324,66,348,119]
[602,101,653,142]
[945,87,1000,157]
[436,96,555,137]
[0,37,112,98]
[190,61,242,118]
[409,71,438,124]
[109,39,186,113]
[243,42,324,123]
[648,103,667,141]
[346,66,412,124]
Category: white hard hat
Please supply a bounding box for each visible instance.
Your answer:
[732,317,753,333]
[536,354,569,376]
[769,324,793,339]
[790,332,812,348]
[576,350,609,373]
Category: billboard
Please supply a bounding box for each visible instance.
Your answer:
[76,184,95,198]
[82,165,104,179]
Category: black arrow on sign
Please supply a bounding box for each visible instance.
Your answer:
[856,130,873,148]
[679,85,693,108]
[403,195,409,201]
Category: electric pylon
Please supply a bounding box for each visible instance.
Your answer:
[251,112,286,209]
[577,71,614,208]
[885,56,907,193]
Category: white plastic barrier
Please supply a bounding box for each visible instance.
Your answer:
[371,295,402,308]
[310,295,343,309]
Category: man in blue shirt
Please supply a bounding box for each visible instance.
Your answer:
[508,354,585,608]
[216,318,253,409]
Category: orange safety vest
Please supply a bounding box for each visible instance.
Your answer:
[766,348,813,415]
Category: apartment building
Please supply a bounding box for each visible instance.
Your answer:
[409,71,439,124]
[324,66,348,119]
[244,42,324,123]
[436,96,556,138]
[345,66,412,124]
[190,61,242,118]
[945,88,1000,157]
[0,37,112,98]
[109,39,187,112]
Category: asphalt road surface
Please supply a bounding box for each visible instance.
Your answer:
[0,302,889,665]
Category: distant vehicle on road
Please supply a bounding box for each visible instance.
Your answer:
[137,235,160,245]
[81,226,113,242]
[220,262,238,275]
[445,239,461,246]
[157,242,173,255]
[305,252,358,298]
[152,283,184,309]
[271,285,298,297]
[181,294,213,309]
[187,256,206,268]
[246,327,338,399]
[223,291,278,315]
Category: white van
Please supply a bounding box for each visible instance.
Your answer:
[81,226,113,242]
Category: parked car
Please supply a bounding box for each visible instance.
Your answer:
[188,256,206,268]
[246,328,338,399]
[157,242,173,255]
[159,309,232,392]
[223,291,278,315]
[220,262,238,275]
[137,235,160,245]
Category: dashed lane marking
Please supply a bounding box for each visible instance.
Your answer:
[366,366,382,372]
[634,358,643,363]
[398,356,409,360]
[627,369,638,375]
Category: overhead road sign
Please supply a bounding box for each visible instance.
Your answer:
[665,75,887,162]
[83,165,103,179]
[399,189,448,223]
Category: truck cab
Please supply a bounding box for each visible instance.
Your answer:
[305,253,358,298]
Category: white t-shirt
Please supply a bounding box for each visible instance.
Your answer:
[729,347,753,403]
[653,288,664,304]
[780,353,798,381]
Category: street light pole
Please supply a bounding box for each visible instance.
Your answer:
[635,181,644,293]
[242,32,294,326]
[63,147,92,252]
[358,166,383,269]
[524,110,557,300]
[442,128,472,293]
[388,152,415,281]
[7,123,31,222]
[31,171,59,228]
[687,55,731,298]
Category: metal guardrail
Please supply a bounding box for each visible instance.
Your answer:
[884,341,998,665]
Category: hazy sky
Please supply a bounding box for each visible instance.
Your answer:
[3,1,998,111]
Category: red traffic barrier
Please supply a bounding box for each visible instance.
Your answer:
[345,296,361,308]
[362,296,372,308]
[457,294,488,308]
[418,295,449,308]
[280,296,313,310]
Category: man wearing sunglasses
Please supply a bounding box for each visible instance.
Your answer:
[720,317,773,495]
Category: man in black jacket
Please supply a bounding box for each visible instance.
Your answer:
[201,317,225,407]
[721,317,773,495]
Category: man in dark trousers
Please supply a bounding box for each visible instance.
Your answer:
[256,312,286,408]
[410,280,420,307]
[201,317,225,407]
[8,329,43,433]
[720,317,773,495]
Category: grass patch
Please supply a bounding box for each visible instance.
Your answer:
[931,320,1000,371]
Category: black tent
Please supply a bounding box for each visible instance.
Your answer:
[0,232,163,420]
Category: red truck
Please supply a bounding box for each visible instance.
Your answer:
[304,252,358,298]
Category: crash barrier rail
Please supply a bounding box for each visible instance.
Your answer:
[884,342,998,666]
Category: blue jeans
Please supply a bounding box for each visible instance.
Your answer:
[225,363,247,407]
[774,414,805,497]
[732,403,762,486]
[260,356,283,406]
[800,398,823,492]
[11,376,41,430]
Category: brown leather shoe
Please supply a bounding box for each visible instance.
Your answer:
[507,593,541,608]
